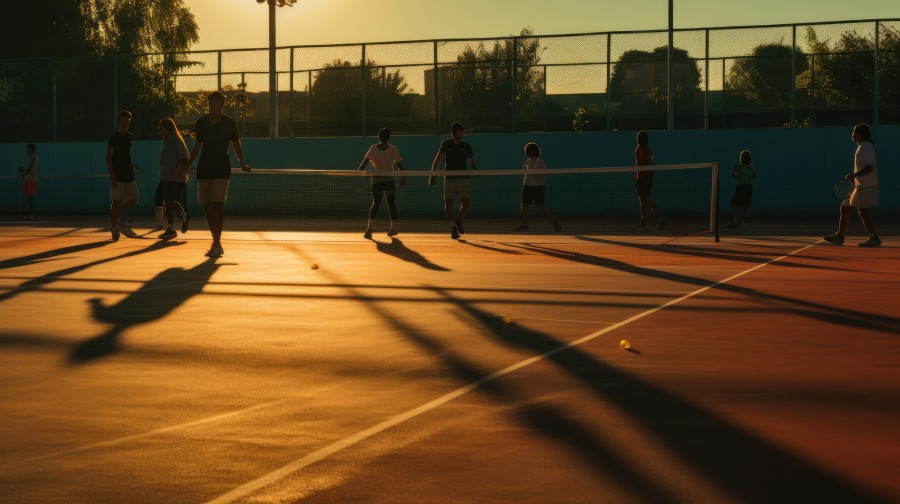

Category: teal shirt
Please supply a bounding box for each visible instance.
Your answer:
[733,163,755,185]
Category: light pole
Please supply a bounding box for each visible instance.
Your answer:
[268,0,277,138]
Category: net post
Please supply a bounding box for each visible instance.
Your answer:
[712,162,720,242]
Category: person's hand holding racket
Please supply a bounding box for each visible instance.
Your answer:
[427,175,435,186]
[833,174,855,201]
[240,161,252,174]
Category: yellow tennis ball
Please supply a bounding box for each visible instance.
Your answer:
[502,315,513,325]
[310,263,319,270]
[620,339,631,350]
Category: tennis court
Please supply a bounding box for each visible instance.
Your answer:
[0,216,898,503]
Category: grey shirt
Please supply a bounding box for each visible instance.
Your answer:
[159,135,189,183]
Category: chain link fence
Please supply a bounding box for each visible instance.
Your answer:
[1,19,898,141]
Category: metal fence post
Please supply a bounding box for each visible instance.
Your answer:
[433,41,440,135]
[52,65,58,142]
[874,21,880,126]
[113,56,119,126]
[289,48,295,138]
[217,51,222,91]
[361,44,367,137]
[542,64,548,131]
[721,59,726,128]
[511,37,518,132]
[307,71,312,137]
[790,25,797,127]
[705,29,710,129]
[606,34,612,131]
[667,0,674,130]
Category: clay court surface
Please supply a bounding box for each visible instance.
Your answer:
[0,218,898,503]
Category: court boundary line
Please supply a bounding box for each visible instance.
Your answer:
[203,240,820,504]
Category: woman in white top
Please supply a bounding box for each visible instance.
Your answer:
[357,128,404,239]
[824,123,880,247]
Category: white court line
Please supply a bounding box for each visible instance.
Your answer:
[204,240,820,504]
[26,400,284,462]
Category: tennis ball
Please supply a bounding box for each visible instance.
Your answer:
[619,339,631,350]
[310,263,319,270]
[502,315,513,325]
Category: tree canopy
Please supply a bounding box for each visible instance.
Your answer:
[609,46,702,113]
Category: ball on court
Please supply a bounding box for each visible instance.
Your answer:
[619,339,631,350]
[310,263,319,270]
[502,315,513,325]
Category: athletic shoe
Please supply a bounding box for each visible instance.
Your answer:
[363,228,373,239]
[181,213,190,233]
[726,222,738,230]
[110,226,120,242]
[553,221,562,232]
[117,224,139,239]
[515,224,528,231]
[455,219,465,234]
[858,235,881,247]
[823,233,844,245]
[387,227,399,237]
[205,244,224,257]
[451,226,460,239]
[158,228,177,240]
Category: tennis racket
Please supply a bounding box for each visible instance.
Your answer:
[832,177,855,201]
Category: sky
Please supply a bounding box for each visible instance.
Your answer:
[187,0,900,51]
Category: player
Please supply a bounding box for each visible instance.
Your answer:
[824,123,881,247]
[515,142,561,232]
[428,122,477,239]
[186,92,251,257]
[155,118,191,240]
[18,143,38,219]
[727,150,757,229]
[358,127,404,239]
[635,131,664,230]
[107,110,139,241]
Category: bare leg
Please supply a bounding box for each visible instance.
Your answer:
[204,202,224,246]
[858,208,878,236]
[837,205,852,236]
[536,202,556,222]
[444,199,455,224]
[520,204,528,226]
[458,198,470,220]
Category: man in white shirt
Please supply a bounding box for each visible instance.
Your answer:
[824,123,880,247]
[358,128,404,239]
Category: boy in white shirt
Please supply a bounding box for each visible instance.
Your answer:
[358,128,404,239]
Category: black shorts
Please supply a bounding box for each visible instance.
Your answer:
[156,181,187,205]
[635,177,653,196]
[731,184,753,206]
[371,179,395,199]
[521,185,545,205]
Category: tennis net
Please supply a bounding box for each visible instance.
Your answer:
[0,163,719,237]
[224,163,719,236]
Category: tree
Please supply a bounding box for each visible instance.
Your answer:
[800,25,900,111]
[725,43,808,108]
[609,46,702,113]
[256,0,297,5]
[0,1,199,141]
[309,59,414,135]
[440,28,543,132]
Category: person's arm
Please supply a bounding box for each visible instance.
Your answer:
[469,156,477,171]
[187,141,201,168]
[750,165,757,178]
[231,140,251,172]
[395,160,405,187]
[106,146,117,187]
[428,149,444,186]
[847,164,874,180]
[357,158,369,171]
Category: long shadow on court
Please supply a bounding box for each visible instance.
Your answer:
[436,289,886,503]
[458,239,528,255]
[510,242,900,337]
[0,240,185,303]
[69,257,225,363]
[0,240,111,270]
[575,235,849,270]
[374,238,450,271]
[280,243,682,503]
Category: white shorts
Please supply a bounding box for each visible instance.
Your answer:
[843,186,878,209]
[110,181,139,202]
[198,179,229,204]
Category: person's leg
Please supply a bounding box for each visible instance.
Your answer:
[638,195,648,226]
[838,205,851,235]
[458,198,470,220]
[858,208,878,236]
[154,182,166,229]
[444,199,455,223]
[536,202,555,222]
[26,195,34,215]
[385,191,398,236]
[519,204,529,227]
[205,203,223,245]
